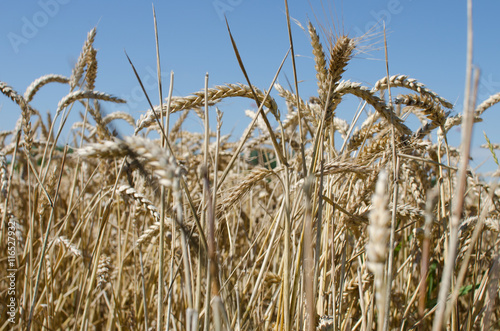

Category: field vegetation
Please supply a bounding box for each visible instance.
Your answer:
[1,2,499,330]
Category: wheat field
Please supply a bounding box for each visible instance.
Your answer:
[1,4,500,331]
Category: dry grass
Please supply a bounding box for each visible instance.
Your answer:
[1,7,500,331]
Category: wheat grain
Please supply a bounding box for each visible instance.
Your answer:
[394,202,424,219]
[481,143,500,150]
[345,121,385,153]
[73,112,135,140]
[1,81,27,107]
[85,47,98,91]
[335,81,412,135]
[275,83,317,124]
[117,185,160,221]
[135,84,278,133]
[401,163,426,207]
[53,236,82,257]
[97,254,111,289]
[56,90,126,117]
[395,93,448,125]
[0,81,35,148]
[0,130,14,148]
[318,161,372,177]
[70,27,96,89]
[137,221,173,246]
[323,36,355,120]
[366,169,390,330]
[360,130,392,156]
[88,100,111,140]
[372,74,453,109]
[308,22,328,99]
[327,36,355,86]
[217,166,273,216]
[24,74,70,103]
[71,121,96,136]
[0,152,8,199]
[475,91,500,116]
[440,113,483,136]
[77,136,181,188]
[38,166,58,217]
[102,111,136,128]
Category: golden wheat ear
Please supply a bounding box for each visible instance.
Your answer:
[70,27,97,90]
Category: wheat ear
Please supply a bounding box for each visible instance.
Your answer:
[475,91,500,116]
[85,47,98,91]
[366,169,390,331]
[117,185,160,221]
[56,90,126,117]
[52,236,82,257]
[136,221,173,246]
[327,36,355,85]
[335,81,412,135]
[24,74,70,102]
[102,111,136,128]
[77,136,181,188]
[440,113,483,136]
[217,166,273,216]
[70,27,96,89]
[372,74,453,109]
[308,22,328,98]
[395,94,448,125]
[0,81,35,149]
[97,254,111,289]
[135,84,278,133]
[0,152,8,198]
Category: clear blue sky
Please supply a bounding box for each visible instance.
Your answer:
[1,1,500,173]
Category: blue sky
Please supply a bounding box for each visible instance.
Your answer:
[1,1,500,173]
